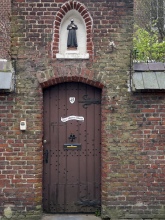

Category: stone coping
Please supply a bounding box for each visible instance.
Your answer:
[56,51,89,59]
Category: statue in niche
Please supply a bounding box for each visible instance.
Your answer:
[67,19,78,49]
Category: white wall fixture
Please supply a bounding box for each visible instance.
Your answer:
[20,121,27,131]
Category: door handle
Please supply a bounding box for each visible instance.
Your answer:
[45,150,48,164]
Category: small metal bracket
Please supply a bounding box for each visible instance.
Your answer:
[44,150,48,163]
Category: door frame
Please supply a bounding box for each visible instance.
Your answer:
[42,81,103,213]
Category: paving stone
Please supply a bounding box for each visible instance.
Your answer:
[41,214,101,220]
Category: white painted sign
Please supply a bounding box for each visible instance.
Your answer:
[61,116,84,122]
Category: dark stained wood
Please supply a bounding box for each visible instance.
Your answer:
[43,82,101,213]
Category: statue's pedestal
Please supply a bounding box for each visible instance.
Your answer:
[56,50,89,59]
[67,47,77,50]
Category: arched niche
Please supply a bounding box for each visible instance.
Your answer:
[56,10,89,59]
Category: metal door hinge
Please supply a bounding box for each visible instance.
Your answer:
[79,95,101,109]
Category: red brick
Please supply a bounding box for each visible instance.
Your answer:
[2,1,165,220]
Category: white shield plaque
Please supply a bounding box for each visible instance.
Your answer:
[69,97,75,104]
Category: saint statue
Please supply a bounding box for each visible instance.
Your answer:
[67,19,78,49]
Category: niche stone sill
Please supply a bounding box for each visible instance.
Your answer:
[56,50,89,59]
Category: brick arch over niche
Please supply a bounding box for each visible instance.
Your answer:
[52,1,94,58]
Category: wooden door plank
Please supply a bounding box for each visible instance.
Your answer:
[43,89,50,212]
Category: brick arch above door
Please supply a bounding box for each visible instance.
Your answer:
[37,74,104,90]
[51,1,94,58]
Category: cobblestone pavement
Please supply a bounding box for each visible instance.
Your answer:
[41,214,101,220]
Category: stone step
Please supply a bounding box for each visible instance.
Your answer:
[41,214,101,220]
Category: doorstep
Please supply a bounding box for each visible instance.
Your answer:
[41,214,101,220]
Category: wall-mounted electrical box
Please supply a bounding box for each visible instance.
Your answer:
[20,121,26,131]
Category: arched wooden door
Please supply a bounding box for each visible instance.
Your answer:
[43,82,101,213]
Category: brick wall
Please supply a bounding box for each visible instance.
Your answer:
[1,0,165,219]
[103,91,165,219]
[0,0,11,59]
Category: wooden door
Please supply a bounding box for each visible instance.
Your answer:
[43,82,101,213]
